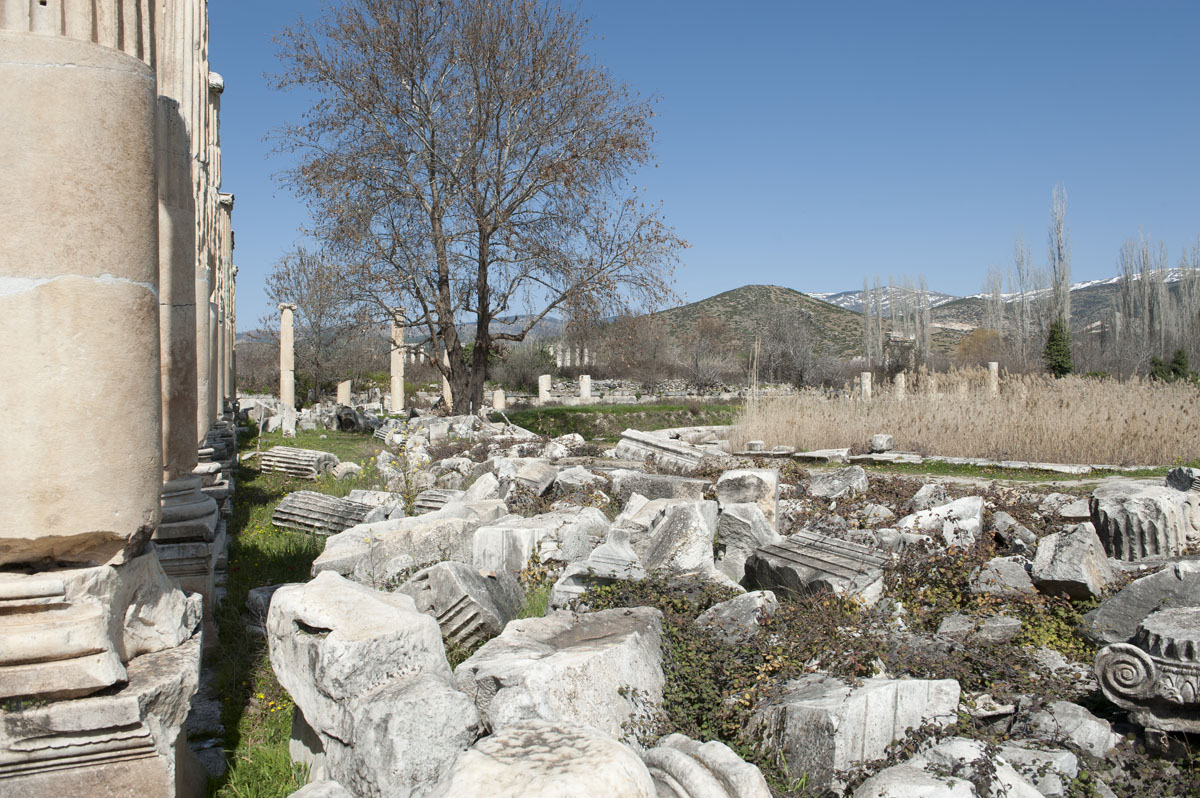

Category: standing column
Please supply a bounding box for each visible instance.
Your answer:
[555,344,564,369]
[860,371,872,401]
[580,374,592,401]
[390,318,405,413]
[893,372,906,401]
[280,303,297,409]
[0,5,201,792]
[538,374,552,405]
[215,193,233,417]
[987,361,1000,398]
[441,348,453,407]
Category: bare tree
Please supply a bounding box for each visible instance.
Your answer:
[1047,184,1072,326]
[273,0,684,413]
[261,246,368,402]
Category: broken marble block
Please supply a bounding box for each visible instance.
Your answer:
[473,507,610,575]
[869,434,894,454]
[1084,560,1200,646]
[1019,700,1119,759]
[908,483,949,512]
[998,743,1078,798]
[855,737,1042,798]
[427,720,656,798]
[643,501,720,575]
[1091,480,1200,561]
[695,590,778,645]
[512,460,559,496]
[614,428,710,473]
[806,466,868,501]
[743,530,888,605]
[453,607,664,742]
[289,781,353,798]
[611,470,710,503]
[936,613,1022,644]
[970,556,1036,597]
[260,446,340,480]
[716,469,779,528]
[548,528,646,610]
[896,495,984,548]
[397,561,522,647]
[267,571,451,743]
[749,674,960,790]
[1166,466,1200,493]
[715,503,782,583]
[313,516,479,587]
[642,733,772,798]
[1095,606,1200,734]
[413,488,466,514]
[1031,523,1114,600]
[272,491,374,536]
[554,465,606,493]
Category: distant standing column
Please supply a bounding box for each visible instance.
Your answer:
[336,380,352,406]
[860,371,872,401]
[390,320,405,413]
[279,303,296,409]
[555,344,564,369]
[441,349,452,407]
[492,388,506,412]
[893,372,906,401]
[987,362,999,398]
[538,374,552,405]
[580,374,592,401]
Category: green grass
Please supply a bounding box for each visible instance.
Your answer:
[493,402,741,441]
[861,459,1173,483]
[208,427,384,797]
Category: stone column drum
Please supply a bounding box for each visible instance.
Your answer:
[860,372,872,401]
[0,3,203,794]
[280,303,297,409]
[390,319,405,413]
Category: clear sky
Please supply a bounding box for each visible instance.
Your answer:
[210,1,1200,327]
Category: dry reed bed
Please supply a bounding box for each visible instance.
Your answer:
[732,373,1200,466]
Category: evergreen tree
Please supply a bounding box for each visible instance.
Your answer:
[1043,316,1073,377]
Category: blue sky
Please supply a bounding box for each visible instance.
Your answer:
[211,1,1200,327]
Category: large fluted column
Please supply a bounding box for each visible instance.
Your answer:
[280,303,297,409]
[215,193,233,417]
[0,3,202,793]
[390,318,405,413]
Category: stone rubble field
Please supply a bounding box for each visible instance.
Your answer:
[242,411,1200,797]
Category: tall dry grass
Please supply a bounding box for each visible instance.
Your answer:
[732,373,1200,466]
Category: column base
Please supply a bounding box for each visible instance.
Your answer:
[0,634,203,798]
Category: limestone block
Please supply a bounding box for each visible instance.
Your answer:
[473,507,610,575]
[936,613,1022,644]
[464,472,500,502]
[1084,560,1200,646]
[643,733,772,798]
[427,720,656,798]
[909,483,950,512]
[971,556,1036,597]
[644,502,719,575]
[717,469,780,528]
[897,496,984,548]
[901,738,1042,798]
[853,764,975,797]
[1019,701,1119,758]
[555,465,606,492]
[514,460,559,495]
[613,429,712,473]
[715,504,782,583]
[272,491,373,536]
[695,591,778,645]
[748,674,960,790]
[1091,480,1197,560]
[998,744,1078,798]
[454,608,664,742]
[397,561,522,647]
[1031,523,1114,600]
[313,516,478,584]
[743,530,888,605]
[868,434,894,454]
[267,571,450,742]
[334,672,480,798]
[548,528,646,610]
[611,470,711,503]
[806,466,868,501]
